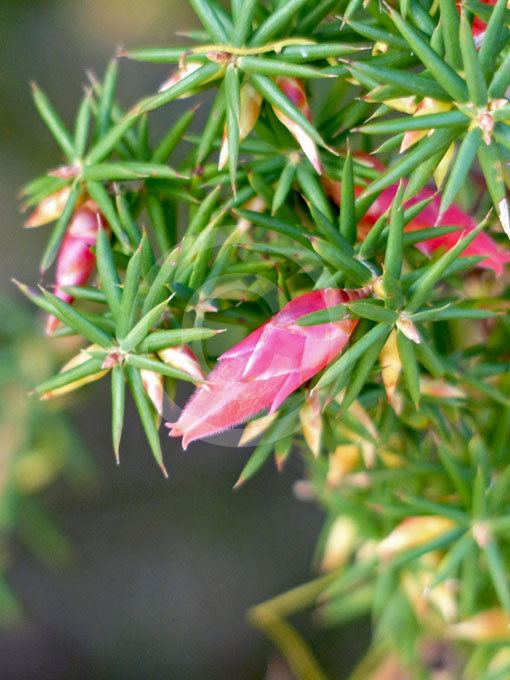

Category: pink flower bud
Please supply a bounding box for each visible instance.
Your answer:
[167,288,367,449]
[273,77,322,174]
[46,201,106,335]
[24,186,74,228]
[157,345,204,383]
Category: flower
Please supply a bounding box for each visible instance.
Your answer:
[362,183,510,276]
[324,153,510,276]
[167,288,366,449]
[46,201,106,334]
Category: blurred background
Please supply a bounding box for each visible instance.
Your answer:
[0,2,369,678]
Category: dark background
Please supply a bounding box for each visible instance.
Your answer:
[0,3,368,678]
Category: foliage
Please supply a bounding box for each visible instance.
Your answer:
[15,0,510,676]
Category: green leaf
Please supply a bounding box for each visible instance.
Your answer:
[384,182,404,279]
[225,64,241,192]
[406,221,486,313]
[115,190,142,245]
[250,0,310,45]
[124,47,194,63]
[234,444,273,488]
[189,0,228,42]
[314,323,392,390]
[139,327,222,353]
[40,182,81,273]
[343,18,409,51]
[96,226,121,320]
[339,149,356,244]
[126,365,167,476]
[281,42,366,62]
[238,56,331,79]
[346,61,451,101]
[126,353,202,384]
[358,213,388,259]
[340,330,388,411]
[459,10,487,106]
[250,74,327,150]
[40,287,114,347]
[231,0,257,45]
[477,142,510,239]
[296,304,349,326]
[97,59,119,137]
[387,5,468,102]
[196,89,226,165]
[118,243,143,337]
[82,163,183,182]
[296,163,333,220]
[111,364,125,462]
[147,194,173,254]
[309,205,355,253]
[31,83,75,158]
[479,0,509,76]
[120,298,169,352]
[439,127,482,215]
[357,110,468,135]
[357,128,460,213]
[488,50,510,98]
[396,331,420,408]
[34,356,106,397]
[74,93,92,159]
[134,63,222,115]
[272,162,296,214]
[439,0,462,69]
[310,237,373,286]
[86,113,139,164]
[484,539,510,612]
[152,107,197,163]
[410,304,498,322]
[86,181,130,248]
[236,209,311,246]
[348,301,399,324]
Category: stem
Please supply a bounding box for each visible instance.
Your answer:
[247,570,341,680]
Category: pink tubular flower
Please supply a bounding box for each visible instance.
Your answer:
[361,184,510,276]
[46,200,106,334]
[167,288,366,449]
[324,153,510,276]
